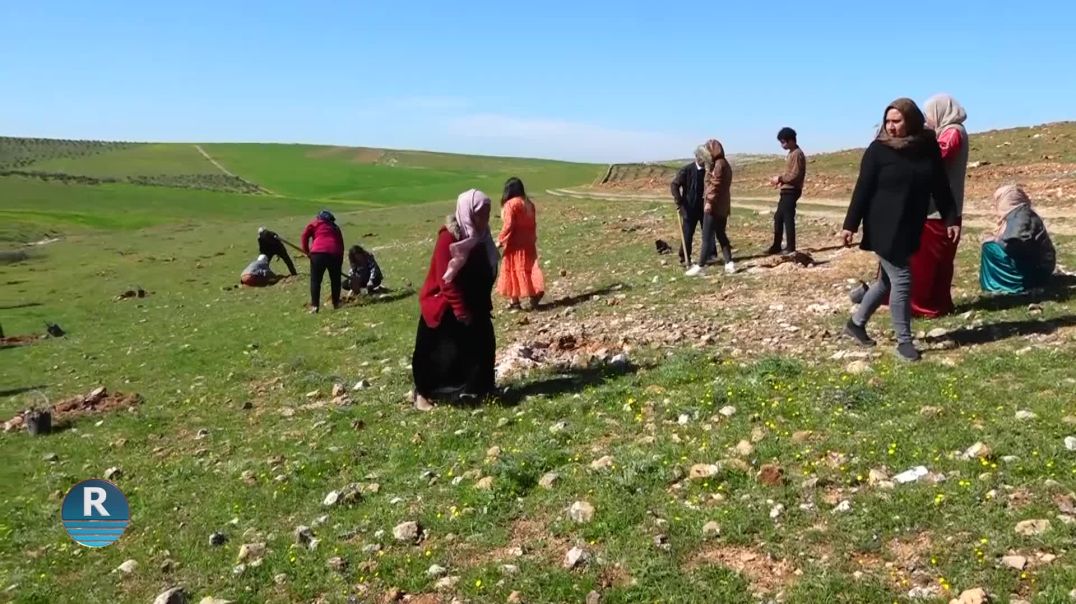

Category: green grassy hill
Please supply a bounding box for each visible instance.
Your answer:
[0,137,603,244]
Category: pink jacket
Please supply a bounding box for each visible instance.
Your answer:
[300,219,344,256]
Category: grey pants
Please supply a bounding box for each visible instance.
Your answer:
[852,255,912,344]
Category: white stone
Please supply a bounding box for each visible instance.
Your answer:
[894,466,929,484]
[568,501,595,524]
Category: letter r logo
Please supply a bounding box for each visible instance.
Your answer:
[83,487,109,516]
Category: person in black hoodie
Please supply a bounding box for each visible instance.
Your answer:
[257,227,298,276]
[840,98,959,362]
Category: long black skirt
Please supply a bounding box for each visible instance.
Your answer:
[412,311,496,400]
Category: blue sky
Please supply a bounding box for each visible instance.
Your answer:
[2,1,1073,162]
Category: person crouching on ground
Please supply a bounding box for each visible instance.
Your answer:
[301,210,345,313]
[980,184,1056,294]
[496,177,545,309]
[344,245,384,295]
[841,98,959,362]
[411,189,499,411]
[257,227,298,276]
[240,254,280,287]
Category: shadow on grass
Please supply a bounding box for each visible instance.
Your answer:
[341,288,416,307]
[536,283,629,311]
[732,244,848,264]
[925,314,1076,347]
[0,302,42,310]
[0,385,48,398]
[954,274,1076,313]
[495,361,646,407]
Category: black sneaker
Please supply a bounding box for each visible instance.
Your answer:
[843,319,876,347]
[896,342,921,362]
[849,281,868,304]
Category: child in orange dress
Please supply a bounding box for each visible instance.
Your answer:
[496,177,545,309]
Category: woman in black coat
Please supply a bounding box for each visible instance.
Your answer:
[840,98,959,361]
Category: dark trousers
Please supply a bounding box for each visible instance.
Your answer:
[309,252,343,308]
[412,311,496,400]
[269,250,298,276]
[698,214,733,265]
[772,189,801,252]
[680,207,702,265]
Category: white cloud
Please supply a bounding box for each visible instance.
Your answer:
[444,113,698,163]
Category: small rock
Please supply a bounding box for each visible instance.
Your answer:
[209,532,228,547]
[563,546,587,570]
[845,360,871,374]
[104,466,123,481]
[1015,410,1038,421]
[322,491,340,507]
[702,521,721,538]
[962,442,992,461]
[733,440,754,458]
[549,421,568,434]
[949,587,988,604]
[115,559,138,574]
[236,543,266,562]
[393,521,421,543]
[769,504,785,520]
[352,379,371,391]
[475,476,494,491]
[758,464,785,486]
[538,472,559,489]
[43,453,59,463]
[908,585,941,599]
[152,587,187,604]
[927,327,948,339]
[500,564,520,575]
[895,462,929,482]
[718,406,737,418]
[586,592,602,604]
[589,456,614,471]
[1014,519,1050,536]
[868,468,889,486]
[833,500,852,514]
[1000,555,1027,570]
[1064,436,1076,451]
[293,526,314,547]
[507,591,523,604]
[791,431,813,444]
[435,576,460,591]
[568,501,595,524]
[689,464,720,480]
[486,446,502,459]
[327,556,347,573]
[332,383,346,397]
[197,598,233,604]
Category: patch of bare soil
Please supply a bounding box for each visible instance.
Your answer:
[3,387,142,432]
[0,334,42,347]
[688,545,797,594]
[455,516,571,569]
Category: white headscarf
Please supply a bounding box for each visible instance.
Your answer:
[924,94,967,133]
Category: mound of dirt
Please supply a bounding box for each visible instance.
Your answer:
[3,387,142,432]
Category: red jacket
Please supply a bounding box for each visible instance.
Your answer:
[301,219,344,256]
[419,228,467,328]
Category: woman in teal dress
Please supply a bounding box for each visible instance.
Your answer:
[980,185,1056,293]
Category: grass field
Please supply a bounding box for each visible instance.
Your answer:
[1,138,1076,604]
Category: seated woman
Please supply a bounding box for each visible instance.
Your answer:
[240,254,280,287]
[980,185,1056,294]
[344,245,383,295]
[411,189,499,411]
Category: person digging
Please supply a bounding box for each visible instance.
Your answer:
[258,227,299,276]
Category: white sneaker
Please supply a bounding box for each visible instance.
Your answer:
[684,264,703,277]
[724,262,736,274]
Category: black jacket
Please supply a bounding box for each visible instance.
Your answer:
[1000,205,1056,274]
[258,230,287,257]
[843,139,957,262]
[670,163,706,214]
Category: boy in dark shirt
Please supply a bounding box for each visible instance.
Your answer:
[767,128,806,254]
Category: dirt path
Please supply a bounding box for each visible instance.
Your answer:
[545,188,1076,236]
[193,145,278,196]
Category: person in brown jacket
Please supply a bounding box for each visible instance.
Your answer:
[767,127,806,254]
[691,139,735,274]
